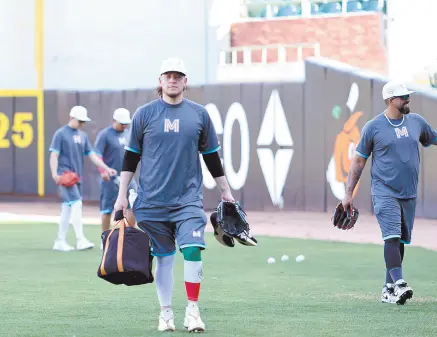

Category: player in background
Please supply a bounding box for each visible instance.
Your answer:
[50,106,117,252]
[342,81,437,305]
[114,58,238,332]
[94,108,137,246]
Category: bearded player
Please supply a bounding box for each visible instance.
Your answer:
[114,58,240,332]
[343,81,437,305]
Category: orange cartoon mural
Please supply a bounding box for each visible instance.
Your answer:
[326,83,364,201]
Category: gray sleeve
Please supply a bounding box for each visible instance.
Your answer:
[416,115,437,147]
[84,134,92,156]
[355,121,374,159]
[198,108,220,154]
[125,108,144,154]
[49,130,62,154]
[94,130,107,157]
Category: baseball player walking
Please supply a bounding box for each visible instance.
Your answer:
[94,108,137,244]
[343,81,437,305]
[50,106,117,252]
[114,58,235,332]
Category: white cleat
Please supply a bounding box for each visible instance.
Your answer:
[184,305,205,333]
[76,238,95,251]
[53,239,75,252]
[157,311,176,332]
[393,279,413,305]
[381,283,396,304]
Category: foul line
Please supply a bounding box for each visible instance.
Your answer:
[36,0,45,196]
[1,0,46,196]
[37,91,44,196]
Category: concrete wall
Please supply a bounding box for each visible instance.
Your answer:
[0,0,223,90]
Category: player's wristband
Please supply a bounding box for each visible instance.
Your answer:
[122,150,141,172]
[202,151,224,178]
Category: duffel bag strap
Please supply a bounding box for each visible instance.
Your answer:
[100,210,128,276]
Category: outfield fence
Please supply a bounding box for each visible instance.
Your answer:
[1,58,436,218]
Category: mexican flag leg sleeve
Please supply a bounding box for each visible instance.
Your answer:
[184,260,203,301]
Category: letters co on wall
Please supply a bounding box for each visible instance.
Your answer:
[196,86,300,212]
[2,59,437,219]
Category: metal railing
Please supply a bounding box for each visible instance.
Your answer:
[219,43,321,66]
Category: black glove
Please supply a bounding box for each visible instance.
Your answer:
[332,202,359,230]
[210,211,235,248]
[216,201,258,246]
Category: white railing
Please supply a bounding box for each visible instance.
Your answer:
[219,43,321,66]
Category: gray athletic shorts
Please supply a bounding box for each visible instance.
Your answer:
[372,195,417,244]
[133,199,207,257]
[58,183,82,205]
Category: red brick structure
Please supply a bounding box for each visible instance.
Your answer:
[230,13,387,75]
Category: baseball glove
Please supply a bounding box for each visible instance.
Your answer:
[332,202,359,230]
[57,171,80,187]
[210,211,235,248]
[216,201,258,246]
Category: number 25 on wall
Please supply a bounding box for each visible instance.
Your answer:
[0,112,34,149]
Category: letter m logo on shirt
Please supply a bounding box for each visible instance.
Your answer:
[73,135,82,143]
[164,119,179,133]
[395,126,409,139]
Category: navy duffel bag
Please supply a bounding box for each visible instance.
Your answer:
[97,210,154,286]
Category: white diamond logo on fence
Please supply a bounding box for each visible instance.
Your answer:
[257,90,294,208]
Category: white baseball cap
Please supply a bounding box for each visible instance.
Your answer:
[69,105,91,122]
[160,57,187,76]
[113,108,131,124]
[382,81,415,100]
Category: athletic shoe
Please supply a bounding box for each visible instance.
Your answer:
[392,279,413,305]
[76,238,95,251]
[157,310,176,332]
[381,283,396,304]
[184,305,205,333]
[53,239,75,252]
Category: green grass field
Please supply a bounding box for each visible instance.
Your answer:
[1,222,437,337]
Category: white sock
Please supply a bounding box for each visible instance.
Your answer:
[71,200,85,241]
[57,203,71,241]
[187,301,198,309]
[155,255,175,308]
[161,308,173,321]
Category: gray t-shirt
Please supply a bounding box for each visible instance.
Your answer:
[49,125,93,177]
[94,126,129,173]
[356,112,437,198]
[126,98,220,206]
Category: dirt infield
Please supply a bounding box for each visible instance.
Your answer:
[1,200,436,251]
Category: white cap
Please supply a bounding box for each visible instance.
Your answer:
[382,81,415,100]
[113,108,131,124]
[69,105,91,122]
[160,57,187,76]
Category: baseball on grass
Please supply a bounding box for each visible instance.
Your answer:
[267,257,276,264]
[280,255,289,262]
[295,255,305,262]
